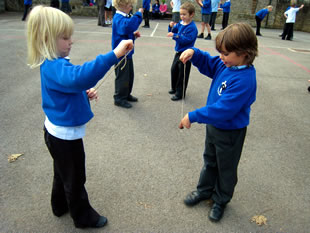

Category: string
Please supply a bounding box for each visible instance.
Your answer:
[94,50,130,92]
[180,62,186,120]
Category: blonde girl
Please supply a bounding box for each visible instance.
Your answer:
[27,5,133,228]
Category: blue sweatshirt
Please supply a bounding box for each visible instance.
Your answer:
[256,8,269,20]
[40,51,117,127]
[201,0,211,14]
[220,0,231,13]
[168,21,198,52]
[188,48,257,130]
[24,0,32,5]
[112,11,142,59]
[143,0,151,11]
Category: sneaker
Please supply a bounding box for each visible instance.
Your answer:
[205,34,211,40]
[197,33,204,38]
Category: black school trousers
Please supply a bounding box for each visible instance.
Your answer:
[255,15,262,35]
[282,23,294,40]
[196,124,247,205]
[222,12,229,29]
[44,128,100,227]
[170,52,191,98]
[114,58,134,102]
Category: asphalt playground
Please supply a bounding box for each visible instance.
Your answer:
[0,12,310,233]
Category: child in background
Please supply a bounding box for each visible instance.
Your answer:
[170,0,181,23]
[219,0,230,29]
[167,2,198,101]
[179,23,258,222]
[255,5,273,36]
[152,0,161,19]
[104,0,113,25]
[196,0,212,40]
[112,0,143,108]
[142,0,151,27]
[27,5,133,228]
[21,0,32,21]
[61,0,72,14]
[282,4,304,41]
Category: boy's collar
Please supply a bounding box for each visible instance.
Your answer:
[230,65,249,70]
[116,10,130,17]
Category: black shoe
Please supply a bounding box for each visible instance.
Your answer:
[256,33,262,36]
[197,33,204,38]
[308,86,310,92]
[94,216,108,228]
[184,191,210,206]
[205,34,211,40]
[168,89,176,94]
[142,25,150,28]
[208,203,225,222]
[127,95,138,102]
[114,100,132,108]
[75,215,108,228]
[211,28,216,31]
[102,24,109,27]
[171,95,182,101]
[52,207,69,217]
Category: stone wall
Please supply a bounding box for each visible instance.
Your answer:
[2,0,310,32]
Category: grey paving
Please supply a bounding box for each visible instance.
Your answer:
[1,12,310,233]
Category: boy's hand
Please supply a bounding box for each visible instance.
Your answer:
[138,8,144,13]
[179,113,191,129]
[169,21,175,28]
[167,32,174,37]
[114,39,134,58]
[86,88,99,101]
[180,49,194,64]
[134,31,141,38]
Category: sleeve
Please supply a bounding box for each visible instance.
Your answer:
[117,13,143,35]
[44,51,118,93]
[172,25,197,46]
[191,48,224,79]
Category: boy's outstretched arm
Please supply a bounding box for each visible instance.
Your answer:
[179,113,192,129]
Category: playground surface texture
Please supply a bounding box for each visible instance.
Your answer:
[1,12,310,233]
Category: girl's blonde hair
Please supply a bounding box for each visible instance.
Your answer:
[27,5,74,68]
[113,0,137,11]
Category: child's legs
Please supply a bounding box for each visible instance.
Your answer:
[127,59,134,96]
[287,23,294,40]
[223,12,229,29]
[143,10,150,26]
[170,53,180,92]
[175,59,191,98]
[196,126,218,197]
[255,16,261,35]
[114,59,130,102]
[282,23,289,39]
[209,125,247,205]
[44,128,100,226]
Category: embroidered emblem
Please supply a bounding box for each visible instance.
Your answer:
[217,81,227,96]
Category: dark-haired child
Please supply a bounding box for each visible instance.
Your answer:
[179,22,258,222]
[167,2,198,101]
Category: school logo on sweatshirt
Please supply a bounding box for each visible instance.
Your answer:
[217,81,227,96]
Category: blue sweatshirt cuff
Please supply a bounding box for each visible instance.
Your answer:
[188,111,198,123]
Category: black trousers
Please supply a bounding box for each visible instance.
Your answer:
[143,10,150,26]
[222,12,229,29]
[282,23,294,40]
[255,16,262,35]
[170,52,191,98]
[114,58,134,102]
[209,12,217,30]
[22,4,31,21]
[44,128,100,227]
[50,0,60,8]
[197,124,247,205]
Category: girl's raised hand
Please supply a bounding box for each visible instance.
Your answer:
[114,39,134,58]
[179,49,194,64]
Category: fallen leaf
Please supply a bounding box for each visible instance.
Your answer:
[251,215,267,226]
[144,74,147,77]
[137,201,152,209]
[8,153,24,163]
